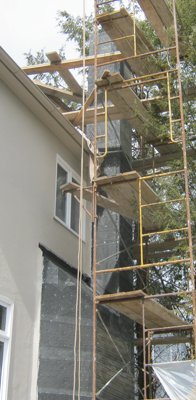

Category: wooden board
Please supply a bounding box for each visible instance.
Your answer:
[22,51,122,74]
[138,0,173,48]
[34,80,82,103]
[96,71,155,137]
[137,0,185,55]
[63,104,123,125]
[61,182,121,215]
[97,7,159,76]
[61,171,159,230]
[131,149,190,171]
[73,89,95,125]
[47,96,71,112]
[46,52,83,96]
[96,71,180,156]
[96,290,187,329]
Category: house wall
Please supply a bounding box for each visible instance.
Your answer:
[0,79,91,400]
[38,256,93,400]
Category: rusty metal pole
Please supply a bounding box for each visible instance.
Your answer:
[92,183,97,400]
[92,1,99,399]
[147,331,152,398]
[142,300,147,399]
[172,0,196,355]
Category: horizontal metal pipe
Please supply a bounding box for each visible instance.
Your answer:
[144,290,194,300]
[139,169,185,180]
[142,227,188,238]
[98,46,177,67]
[145,324,194,333]
[141,197,185,208]
[96,257,190,274]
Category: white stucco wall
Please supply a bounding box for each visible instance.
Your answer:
[0,79,91,400]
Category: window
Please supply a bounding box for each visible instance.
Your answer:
[0,298,13,400]
[55,155,83,236]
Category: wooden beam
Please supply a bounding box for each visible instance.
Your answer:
[61,182,121,215]
[97,7,159,76]
[96,71,154,134]
[73,89,95,125]
[131,148,196,171]
[46,51,83,96]
[96,71,180,156]
[22,52,122,75]
[61,171,160,230]
[34,80,82,103]
[137,0,185,55]
[137,0,173,48]
[47,96,71,112]
[63,104,132,126]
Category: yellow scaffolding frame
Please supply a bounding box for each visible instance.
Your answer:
[92,1,196,399]
[139,170,188,266]
[166,71,181,143]
[96,88,108,158]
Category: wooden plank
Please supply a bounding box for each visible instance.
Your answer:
[46,52,83,96]
[47,96,71,112]
[61,182,122,215]
[34,80,82,103]
[96,179,157,227]
[96,290,145,302]
[137,0,173,48]
[63,105,125,125]
[22,51,122,74]
[61,172,159,230]
[96,71,180,156]
[96,290,187,329]
[131,149,196,171]
[73,89,95,125]
[96,71,155,137]
[63,103,155,127]
[94,171,158,206]
[97,7,159,76]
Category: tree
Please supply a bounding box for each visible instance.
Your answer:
[57,11,93,56]
[24,47,67,88]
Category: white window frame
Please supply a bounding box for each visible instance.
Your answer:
[0,297,14,400]
[54,155,86,239]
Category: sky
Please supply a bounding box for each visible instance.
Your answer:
[0,0,94,67]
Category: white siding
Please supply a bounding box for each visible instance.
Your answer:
[0,79,91,400]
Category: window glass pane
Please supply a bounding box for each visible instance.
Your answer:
[71,178,79,234]
[0,306,6,331]
[55,164,68,223]
[0,341,4,388]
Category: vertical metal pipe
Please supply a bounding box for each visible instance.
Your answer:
[142,300,147,399]
[92,183,97,400]
[147,331,152,398]
[104,88,108,156]
[172,0,196,355]
[139,178,144,265]
[166,71,174,142]
[133,18,136,56]
[92,1,99,398]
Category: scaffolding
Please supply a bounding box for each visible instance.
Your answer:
[22,0,195,398]
[92,0,196,399]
